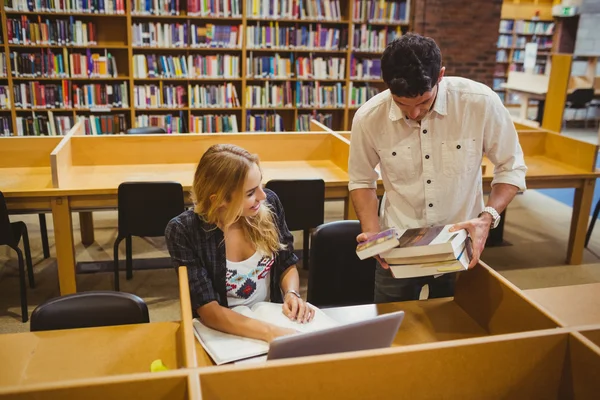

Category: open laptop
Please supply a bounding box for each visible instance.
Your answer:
[266,311,405,361]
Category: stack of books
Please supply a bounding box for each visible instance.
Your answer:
[356,224,471,278]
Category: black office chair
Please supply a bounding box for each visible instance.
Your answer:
[126,127,167,134]
[113,182,185,291]
[265,179,325,270]
[307,220,376,307]
[564,88,595,129]
[0,191,34,322]
[30,291,149,331]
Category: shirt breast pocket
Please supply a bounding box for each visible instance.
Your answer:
[379,145,416,182]
[442,139,479,177]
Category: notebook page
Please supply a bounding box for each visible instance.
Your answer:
[249,302,340,333]
[192,319,268,365]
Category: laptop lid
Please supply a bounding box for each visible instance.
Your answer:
[266,311,405,361]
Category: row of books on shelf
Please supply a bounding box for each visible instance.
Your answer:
[247,54,345,79]
[190,83,240,108]
[348,82,378,107]
[244,81,346,108]
[132,0,242,16]
[351,0,407,23]
[353,24,402,53]
[5,0,125,14]
[0,54,7,77]
[3,81,381,110]
[498,20,554,35]
[349,57,380,80]
[497,36,553,51]
[294,81,344,108]
[0,86,10,110]
[133,54,240,78]
[6,17,97,46]
[10,49,119,78]
[133,84,186,109]
[0,116,12,136]
[11,82,129,109]
[4,0,407,21]
[132,23,243,49]
[247,111,284,131]
[246,0,342,20]
[246,24,347,51]
[297,111,332,130]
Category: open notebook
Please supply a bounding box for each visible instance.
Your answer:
[192,302,339,365]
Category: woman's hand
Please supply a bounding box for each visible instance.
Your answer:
[266,325,297,343]
[283,292,315,324]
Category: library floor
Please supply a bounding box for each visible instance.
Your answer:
[2,188,600,334]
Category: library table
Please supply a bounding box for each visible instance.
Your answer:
[45,131,354,295]
[523,283,600,327]
[193,262,561,367]
[341,128,600,266]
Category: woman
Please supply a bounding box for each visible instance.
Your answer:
[165,144,313,343]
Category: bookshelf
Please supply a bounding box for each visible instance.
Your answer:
[494,0,556,105]
[0,0,411,135]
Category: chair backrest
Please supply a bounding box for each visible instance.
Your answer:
[30,291,150,332]
[118,182,185,237]
[307,220,376,307]
[0,191,16,246]
[566,88,595,107]
[126,127,167,135]
[265,179,325,231]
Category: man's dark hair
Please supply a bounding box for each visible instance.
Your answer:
[381,33,442,98]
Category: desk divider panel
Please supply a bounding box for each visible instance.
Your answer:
[178,267,198,369]
[309,120,334,133]
[0,321,185,387]
[67,133,337,166]
[194,329,600,400]
[577,325,600,348]
[543,131,599,172]
[453,262,561,335]
[516,130,548,156]
[0,370,198,400]
[329,133,350,173]
[0,137,62,168]
[49,120,85,188]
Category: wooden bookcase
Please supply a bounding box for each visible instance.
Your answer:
[494,0,557,106]
[0,0,412,135]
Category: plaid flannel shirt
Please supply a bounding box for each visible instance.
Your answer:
[165,189,298,315]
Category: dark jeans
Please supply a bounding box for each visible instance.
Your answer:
[374,263,456,303]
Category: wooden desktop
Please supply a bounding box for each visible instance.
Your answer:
[1,264,599,399]
[1,120,599,295]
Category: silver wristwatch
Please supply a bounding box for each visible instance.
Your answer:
[479,206,501,229]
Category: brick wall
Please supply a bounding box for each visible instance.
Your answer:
[412,0,502,88]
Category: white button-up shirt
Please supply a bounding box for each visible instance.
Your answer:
[348,77,527,230]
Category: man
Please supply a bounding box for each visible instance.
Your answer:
[348,33,527,303]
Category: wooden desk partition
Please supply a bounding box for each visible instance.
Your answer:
[0,371,199,400]
[0,136,61,197]
[523,283,600,327]
[362,262,559,346]
[194,330,600,400]
[0,267,197,388]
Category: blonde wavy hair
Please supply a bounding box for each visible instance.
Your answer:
[192,144,285,256]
